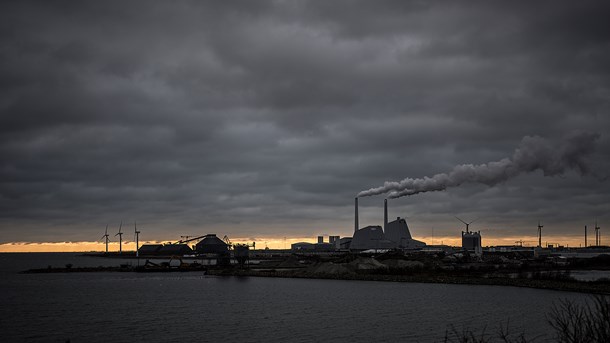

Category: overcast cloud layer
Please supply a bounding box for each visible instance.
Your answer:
[1,1,609,243]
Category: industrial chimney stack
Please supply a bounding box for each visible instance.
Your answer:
[384,199,388,233]
[354,197,359,234]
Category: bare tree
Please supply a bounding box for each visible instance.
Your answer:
[547,295,610,343]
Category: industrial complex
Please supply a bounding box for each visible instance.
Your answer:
[36,196,606,293]
[292,198,426,252]
[99,197,607,268]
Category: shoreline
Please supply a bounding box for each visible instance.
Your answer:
[206,268,610,295]
[20,265,610,294]
[18,252,610,295]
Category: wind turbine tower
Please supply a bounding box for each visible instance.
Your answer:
[101,225,110,253]
[595,220,601,246]
[115,221,124,254]
[537,221,543,248]
[134,221,140,257]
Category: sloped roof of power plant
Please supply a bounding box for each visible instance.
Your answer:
[385,217,414,248]
[350,225,395,251]
[385,217,426,249]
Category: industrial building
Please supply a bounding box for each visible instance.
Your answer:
[337,237,352,250]
[233,244,251,266]
[462,231,482,255]
[157,244,193,255]
[195,234,229,254]
[138,244,163,255]
[350,225,395,250]
[135,234,230,256]
[291,238,336,252]
[350,198,426,251]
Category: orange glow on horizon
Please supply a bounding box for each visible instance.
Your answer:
[0,237,316,253]
[0,234,593,252]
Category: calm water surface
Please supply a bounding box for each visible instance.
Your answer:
[0,253,591,342]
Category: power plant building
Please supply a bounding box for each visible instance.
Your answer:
[350,198,426,251]
[337,237,352,250]
[385,217,426,249]
[350,225,395,250]
[462,231,482,255]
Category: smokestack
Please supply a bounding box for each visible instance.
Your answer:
[384,199,388,233]
[354,197,359,234]
[585,225,587,247]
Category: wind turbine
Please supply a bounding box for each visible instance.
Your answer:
[455,216,478,233]
[134,221,140,257]
[595,219,601,246]
[537,221,544,248]
[115,221,123,254]
[101,225,110,253]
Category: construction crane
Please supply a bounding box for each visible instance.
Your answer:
[170,235,206,245]
[223,235,233,249]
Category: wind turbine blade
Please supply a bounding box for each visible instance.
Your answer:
[119,221,122,234]
[454,216,467,225]
[105,224,108,235]
[469,218,480,225]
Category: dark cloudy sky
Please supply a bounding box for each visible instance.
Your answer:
[1,1,609,244]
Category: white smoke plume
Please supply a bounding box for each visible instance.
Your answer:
[358,132,600,199]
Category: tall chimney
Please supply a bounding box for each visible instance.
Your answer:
[585,225,587,248]
[354,197,359,234]
[384,199,388,233]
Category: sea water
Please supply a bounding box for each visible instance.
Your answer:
[0,253,591,342]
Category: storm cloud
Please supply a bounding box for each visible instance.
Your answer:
[1,1,609,243]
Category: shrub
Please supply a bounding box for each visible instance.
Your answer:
[547,295,610,343]
[443,295,610,343]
